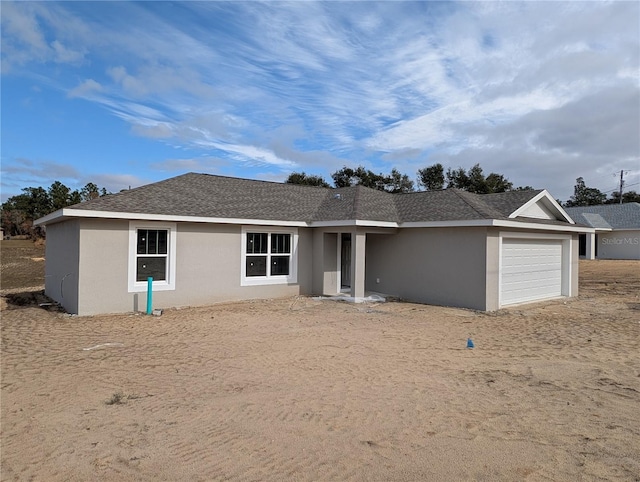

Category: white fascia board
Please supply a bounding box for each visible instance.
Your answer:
[400,219,495,228]
[493,220,595,233]
[309,219,399,228]
[509,190,575,224]
[401,218,594,232]
[34,208,306,227]
[34,209,65,226]
[35,207,593,233]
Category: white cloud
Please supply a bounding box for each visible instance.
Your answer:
[0,155,151,201]
[1,158,81,181]
[130,123,174,139]
[0,3,49,66]
[204,142,297,169]
[51,39,84,63]
[149,156,226,173]
[67,79,103,98]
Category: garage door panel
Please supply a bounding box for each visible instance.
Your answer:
[503,274,562,290]
[503,271,561,284]
[501,238,563,306]
[503,261,561,273]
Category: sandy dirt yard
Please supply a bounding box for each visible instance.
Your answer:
[1,241,639,481]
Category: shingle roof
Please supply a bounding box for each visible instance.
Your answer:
[59,172,565,226]
[312,186,399,222]
[581,213,612,229]
[481,189,546,217]
[395,189,500,222]
[74,173,329,222]
[564,203,640,229]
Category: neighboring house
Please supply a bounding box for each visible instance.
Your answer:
[35,173,591,316]
[564,203,640,260]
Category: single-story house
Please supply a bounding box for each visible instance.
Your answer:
[564,203,640,260]
[35,173,592,316]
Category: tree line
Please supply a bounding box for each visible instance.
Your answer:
[1,181,110,237]
[287,163,530,194]
[564,176,640,207]
[287,164,640,205]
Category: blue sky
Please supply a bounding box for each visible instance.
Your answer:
[2,1,639,203]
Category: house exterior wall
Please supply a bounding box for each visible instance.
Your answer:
[571,235,579,297]
[46,216,581,315]
[311,230,340,296]
[77,219,129,315]
[73,219,313,315]
[44,219,80,314]
[365,227,489,310]
[324,233,339,295]
[485,229,501,311]
[351,230,366,298]
[597,230,640,260]
[365,227,579,311]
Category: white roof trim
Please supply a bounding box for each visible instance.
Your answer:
[34,209,66,226]
[310,220,399,228]
[401,219,593,232]
[509,190,575,224]
[492,220,594,233]
[34,208,306,227]
[35,206,592,233]
[400,219,494,228]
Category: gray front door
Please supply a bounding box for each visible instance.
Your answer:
[341,233,351,289]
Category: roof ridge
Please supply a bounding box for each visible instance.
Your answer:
[451,189,494,218]
[484,188,543,198]
[352,185,363,219]
[565,203,640,211]
[193,172,332,190]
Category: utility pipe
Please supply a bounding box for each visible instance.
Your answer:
[146,277,153,315]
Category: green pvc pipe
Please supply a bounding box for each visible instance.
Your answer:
[146,277,153,315]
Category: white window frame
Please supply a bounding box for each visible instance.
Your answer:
[241,226,298,286]
[128,221,177,292]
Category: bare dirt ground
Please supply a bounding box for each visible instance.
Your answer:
[1,242,639,481]
[0,240,46,292]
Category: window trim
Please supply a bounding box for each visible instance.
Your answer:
[128,221,177,292]
[241,226,298,286]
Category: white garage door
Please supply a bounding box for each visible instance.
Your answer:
[501,238,563,306]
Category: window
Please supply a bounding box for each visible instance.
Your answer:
[136,229,168,281]
[128,222,177,292]
[241,227,297,285]
[246,232,268,276]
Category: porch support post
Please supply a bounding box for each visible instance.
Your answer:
[350,229,366,299]
[585,232,596,260]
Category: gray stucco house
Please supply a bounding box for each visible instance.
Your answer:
[564,203,640,260]
[35,173,591,315]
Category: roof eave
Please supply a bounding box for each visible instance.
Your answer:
[34,208,307,227]
[493,219,594,233]
[34,208,67,226]
[401,219,591,232]
[35,208,592,233]
[309,220,398,228]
